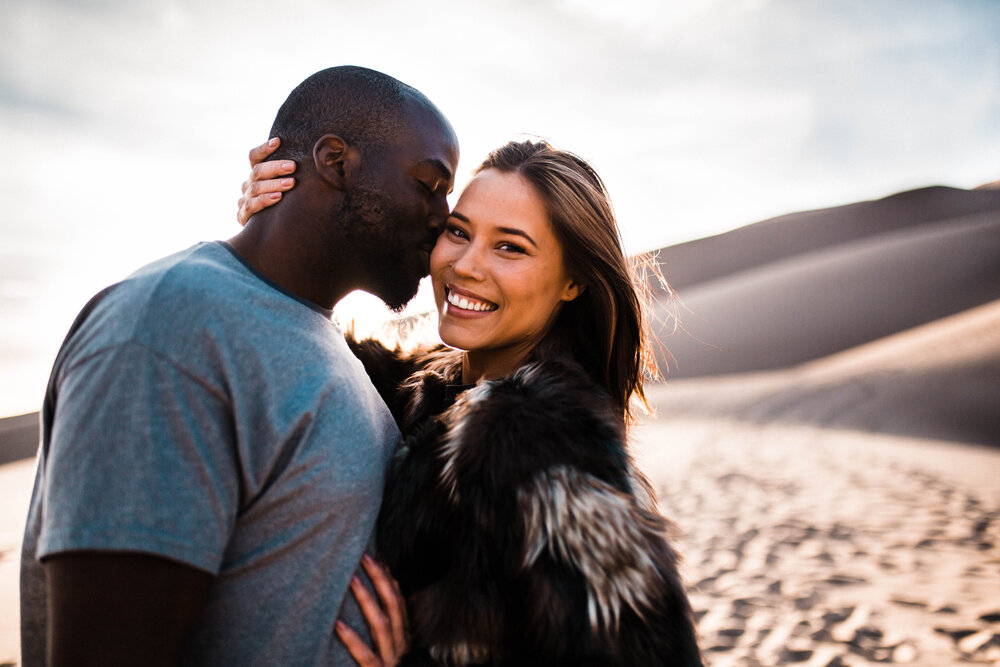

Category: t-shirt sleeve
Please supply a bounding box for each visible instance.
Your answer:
[37,340,239,575]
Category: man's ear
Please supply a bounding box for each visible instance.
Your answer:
[312,134,360,191]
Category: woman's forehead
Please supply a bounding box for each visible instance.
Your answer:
[457,170,545,219]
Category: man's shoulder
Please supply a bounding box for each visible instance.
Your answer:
[125,241,248,301]
[55,244,249,365]
[112,241,282,329]
[129,242,331,327]
[54,241,347,384]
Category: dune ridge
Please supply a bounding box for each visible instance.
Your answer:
[652,185,1000,290]
[656,209,1000,378]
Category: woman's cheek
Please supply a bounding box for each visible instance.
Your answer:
[430,238,448,273]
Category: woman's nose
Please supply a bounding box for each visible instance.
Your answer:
[451,243,486,280]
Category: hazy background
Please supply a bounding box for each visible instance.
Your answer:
[2,0,999,418]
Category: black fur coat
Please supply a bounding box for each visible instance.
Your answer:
[348,338,702,666]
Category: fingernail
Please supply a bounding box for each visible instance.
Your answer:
[267,192,281,201]
[268,137,279,146]
[351,575,361,587]
[281,178,294,187]
[282,161,295,171]
[362,553,374,565]
[335,620,346,632]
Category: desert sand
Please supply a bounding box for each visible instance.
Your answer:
[634,416,999,666]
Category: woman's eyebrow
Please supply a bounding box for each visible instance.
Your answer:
[447,211,538,248]
[497,227,537,248]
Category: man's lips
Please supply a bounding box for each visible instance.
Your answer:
[444,285,498,313]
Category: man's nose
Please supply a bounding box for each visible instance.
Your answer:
[427,216,445,237]
[428,195,450,231]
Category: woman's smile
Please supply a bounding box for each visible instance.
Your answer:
[443,285,499,315]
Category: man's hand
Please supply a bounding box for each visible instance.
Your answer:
[45,551,213,667]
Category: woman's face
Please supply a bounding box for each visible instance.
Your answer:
[430,168,581,374]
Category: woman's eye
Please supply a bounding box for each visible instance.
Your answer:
[498,242,526,254]
[418,181,436,195]
[446,225,469,240]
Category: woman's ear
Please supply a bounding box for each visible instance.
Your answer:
[561,279,585,302]
[312,134,360,190]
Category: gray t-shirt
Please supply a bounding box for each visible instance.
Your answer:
[20,241,400,666]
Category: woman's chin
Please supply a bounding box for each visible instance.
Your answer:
[437,317,501,353]
[437,327,476,352]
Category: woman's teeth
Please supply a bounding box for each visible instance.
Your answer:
[447,290,497,312]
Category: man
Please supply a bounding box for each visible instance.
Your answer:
[20,66,459,665]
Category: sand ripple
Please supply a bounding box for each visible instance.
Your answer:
[634,417,1000,666]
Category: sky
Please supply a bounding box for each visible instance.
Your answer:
[1,0,998,418]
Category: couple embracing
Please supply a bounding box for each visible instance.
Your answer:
[20,66,702,666]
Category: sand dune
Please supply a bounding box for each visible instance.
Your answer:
[0,415,38,466]
[652,299,1000,447]
[656,210,1000,378]
[652,185,1000,291]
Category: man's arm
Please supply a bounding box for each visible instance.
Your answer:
[45,551,213,667]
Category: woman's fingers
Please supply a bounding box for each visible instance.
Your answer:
[241,160,296,196]
[361,554,410,655]
[236,191,282,226]
[335,620,382,667]
[236,160,296,225]
[244,173,296,198]
[248,137,280,167]
[350,575,395,661]
[252,158,297,186]
[336,558,410,667]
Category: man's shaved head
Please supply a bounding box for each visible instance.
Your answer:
[268,65,422,163]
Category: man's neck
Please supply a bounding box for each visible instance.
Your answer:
[227,208,351,312]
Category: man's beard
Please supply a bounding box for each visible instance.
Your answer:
[340,186,423,312]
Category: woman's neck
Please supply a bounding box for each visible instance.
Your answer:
[460,344,535,384]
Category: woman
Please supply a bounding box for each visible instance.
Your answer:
[241,140,702,666]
